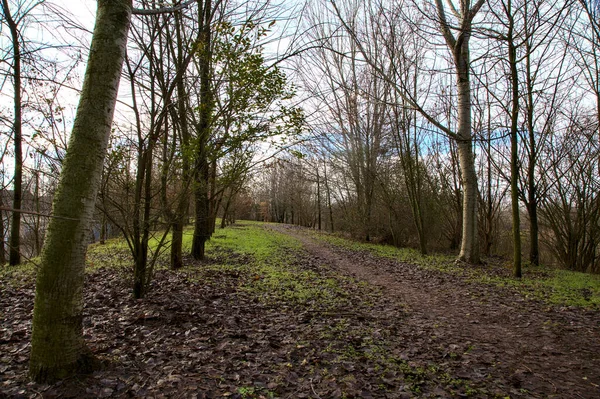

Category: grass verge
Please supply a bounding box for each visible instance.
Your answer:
[307,230,600,309]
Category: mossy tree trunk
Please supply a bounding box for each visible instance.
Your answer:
[191,0,214,261]
[29,0,132,383]
[0,193,5,265]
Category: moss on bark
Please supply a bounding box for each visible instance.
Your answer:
[29,0,132,383]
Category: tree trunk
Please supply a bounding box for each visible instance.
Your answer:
[457,140,479,263]
[29,0,132,382]
[528,197,539,265]
[456,68,479,264]
[171,219,184,268]
[33,169,42,256]
[191,0,213,261]
[525,30,540,266]
[100,214,107,245]
[2,0,23,266]
[192,159,210,259]
[324,162,334,233]
[0,194,5,265]
[526,107,539,266]
[170,12,192,269]
[316,167,322,231]
[133,142,155,299]
[208,158,218,235]
[221,193,232,229]
[508,13,522,277]
[435,0,483,264]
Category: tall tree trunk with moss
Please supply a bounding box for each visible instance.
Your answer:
[191,0,213,260]
[29,0,132,382]
[1,0,23,266]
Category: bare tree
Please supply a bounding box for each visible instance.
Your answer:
[327,0,485,262]
[299,7,391,241]
[538,114,600,273]
[0,0,30,265]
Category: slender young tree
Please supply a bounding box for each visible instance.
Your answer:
[505,0,522,277]
[433,0,485,263]
[0,0,27,265]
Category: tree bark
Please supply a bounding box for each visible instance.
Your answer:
[133,144,155,299]
[100,214,107,245]
[29,0,132,382]
[0,193,5,265]
[316,166,322,231]
[324,161,334,233]
[456,140,479,263]
[435,0,484,264]
[221,193,232,229]
[2,0,23,266]
[192,159,211,259]
[525,35,540,267]
[171,9,192,270]
[507,1,522,277]
[456,59,479,264]
[191,0,213,260]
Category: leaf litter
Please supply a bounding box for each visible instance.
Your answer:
[1,224,599,398]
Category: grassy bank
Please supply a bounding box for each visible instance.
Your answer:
[308,229,600,309]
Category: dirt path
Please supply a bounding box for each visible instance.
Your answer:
[270,224,600,399]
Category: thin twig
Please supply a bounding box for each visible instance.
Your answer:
[132,0,195,16]
[310,379,322,399]
[0,206,83,221]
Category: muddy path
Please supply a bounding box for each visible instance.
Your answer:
[269,224,600,399]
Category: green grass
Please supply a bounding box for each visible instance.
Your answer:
[308,230,600,309]
[480,268,600,308]
[181,222,354,308]
[0,221,361,319]
[87,237,133,271]
[0,260,38,287]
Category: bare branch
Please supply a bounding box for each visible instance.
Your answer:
[132,0,195,16]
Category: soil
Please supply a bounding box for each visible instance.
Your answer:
[1,223,600,398]
[268,224,600,399]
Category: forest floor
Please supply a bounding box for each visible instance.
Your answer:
[1,222,600,398]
